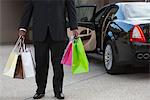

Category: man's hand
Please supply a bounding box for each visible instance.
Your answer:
[18,29,26,39]
[72,29,79,38]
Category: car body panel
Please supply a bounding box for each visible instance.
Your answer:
[102,3,150,65]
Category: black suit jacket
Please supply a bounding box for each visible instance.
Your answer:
[19,0,77,42]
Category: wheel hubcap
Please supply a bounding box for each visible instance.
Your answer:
[104,45,113,70]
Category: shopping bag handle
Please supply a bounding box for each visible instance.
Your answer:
[21,38,26,52]
[12,36,22,52]
[73,36,80,43]
[70,35,79,41]
[12,36,25,53]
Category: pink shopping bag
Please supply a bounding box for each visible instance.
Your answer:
[61,41,72,66]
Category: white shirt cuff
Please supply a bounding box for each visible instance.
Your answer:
[19,28,27,32]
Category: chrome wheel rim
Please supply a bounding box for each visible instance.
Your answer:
[104,44,113,70]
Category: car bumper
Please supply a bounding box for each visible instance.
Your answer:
[116,41,150,65]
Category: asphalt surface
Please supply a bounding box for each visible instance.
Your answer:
[0,45,150,100]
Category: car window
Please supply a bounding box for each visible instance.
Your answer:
[76,6,96,22]
[102,6,119,32]
[95,6,108,22]
[106,6,119,20]
[124,3,150,19]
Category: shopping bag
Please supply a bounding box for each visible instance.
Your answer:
[14,55,24,79]
[21,48,35,78]
[72,38,89,74]
[3,36,23,78]
[61,41,72,67]
[3,36,35,78]
[3,52,20,77]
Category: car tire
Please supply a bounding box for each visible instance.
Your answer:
[104,40,122,74]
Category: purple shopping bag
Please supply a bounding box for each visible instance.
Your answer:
[61,41,72,66]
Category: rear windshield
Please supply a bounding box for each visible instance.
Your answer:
[124,3,150,19]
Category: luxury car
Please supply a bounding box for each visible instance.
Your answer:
[67,2,150,74]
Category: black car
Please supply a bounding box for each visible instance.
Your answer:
[67,2,150,74]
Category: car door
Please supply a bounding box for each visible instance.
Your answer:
[100,5,119,50]
[94,6,109,52]
[67,5,97,51]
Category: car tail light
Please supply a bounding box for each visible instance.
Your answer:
[130,25,146,43]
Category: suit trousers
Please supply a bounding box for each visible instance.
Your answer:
[34,31,67,94]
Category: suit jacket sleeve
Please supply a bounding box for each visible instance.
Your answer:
[66,0,78,30]
[19,0,33,30]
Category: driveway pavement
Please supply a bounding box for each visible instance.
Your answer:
[0,45,150,100]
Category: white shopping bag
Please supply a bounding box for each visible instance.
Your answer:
[3,52,19,77]
[3,36,35,79]
[3,37,22,78]
[21,49,35,78]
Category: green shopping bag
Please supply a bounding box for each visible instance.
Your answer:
[72,38,89,74]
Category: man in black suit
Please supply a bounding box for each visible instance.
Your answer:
[18,0,78,99]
